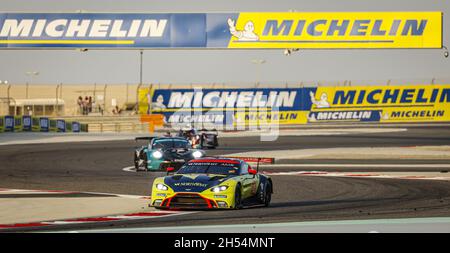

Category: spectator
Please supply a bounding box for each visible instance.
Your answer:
[112,105,122,115]
[98,104,104,115]
[77,96,83,114]
[88,96,93,113]
[83,96,89,115]
[27,106,33,116]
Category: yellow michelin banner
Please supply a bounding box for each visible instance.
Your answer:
[234,111,308,125]
[228,12,442,49]
[140,84,450,126]
[309,85,450,123]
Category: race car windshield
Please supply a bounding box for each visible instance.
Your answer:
[177,163,239,176]
[152,139,190,149]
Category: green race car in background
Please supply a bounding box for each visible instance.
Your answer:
[134,137,205,171]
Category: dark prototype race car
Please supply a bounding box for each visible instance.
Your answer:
[134,137,205,171]
[150,157,273,209]
[177,128,219,149]
[198,128,219,149]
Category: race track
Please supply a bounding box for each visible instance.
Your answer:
[1,125,450,232]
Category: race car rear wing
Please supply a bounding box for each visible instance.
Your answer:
[226,156,275,172]
[134,137,156,142]
[199,128,218,134]
[226,157,275,164]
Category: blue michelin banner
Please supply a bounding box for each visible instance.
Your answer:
[22,115,32,131]
[39,117,49,132]
[3,115,14,131]
[0,13,237,48]
[72,122,80,132]
[57,119,66,132]
[144,88,315,125]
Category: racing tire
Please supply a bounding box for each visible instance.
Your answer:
[234,185,243,210]
[263,182,272,207]
[200,135,205,149]
[134,153,140,171]
[139,153,148,172]
[142,159,148,171]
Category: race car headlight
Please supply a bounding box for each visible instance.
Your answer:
[211,185,228,193]
[152,151,163,159]
[192,150,203,158]
[156,183,168,191]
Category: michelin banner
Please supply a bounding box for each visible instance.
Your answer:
[0,12,442,49]
[139,87,313,125]
[139,85,450,125]
[309,85,450,123]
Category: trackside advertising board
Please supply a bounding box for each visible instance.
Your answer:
[139,85,450,125]
[0,12,442,49]
[310,85,450,123]
[139,88,313,125]
[0,116,86,133]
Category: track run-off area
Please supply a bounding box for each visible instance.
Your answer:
[1,124,450,232]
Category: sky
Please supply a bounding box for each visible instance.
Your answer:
[0,0,449,85]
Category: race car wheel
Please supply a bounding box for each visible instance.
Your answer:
[134,153,139,170]
[143,159,148,171]
[234,185,243,209]
[200,135,205,149]
[258,182,272,206]
[263,183,272,207]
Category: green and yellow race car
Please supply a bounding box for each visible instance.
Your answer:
[150,157,273,209]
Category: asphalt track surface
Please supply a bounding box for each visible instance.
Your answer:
[1,125,450,232]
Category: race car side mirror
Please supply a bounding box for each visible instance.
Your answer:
[248,168,257,175]
[166,167,175,175]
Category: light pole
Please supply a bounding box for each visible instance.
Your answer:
[139,50,143,87]
[136,50,144,113]
[251,59,266,86]
[1,80,10,115]
[0,80,8,90]
[25,71,39,99]
[1,80,8,98]
[0,79,8,95]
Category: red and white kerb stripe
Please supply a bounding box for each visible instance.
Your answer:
[0,210,184,229]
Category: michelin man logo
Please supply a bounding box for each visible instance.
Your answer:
[150,94,166,112]
[227,18,259,41]
[309,91,330,108]
[308,91,330,122]
[380,112,390,120]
